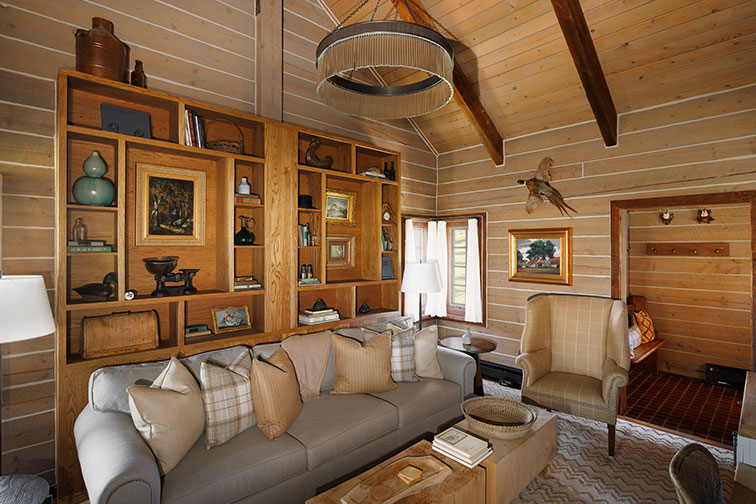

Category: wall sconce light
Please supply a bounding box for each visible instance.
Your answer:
[696,208,714,224]
[659,209,674,225]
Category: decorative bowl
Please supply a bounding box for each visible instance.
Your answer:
[143,256,178,276]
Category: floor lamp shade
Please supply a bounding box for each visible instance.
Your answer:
[401,262,442,294]
[0,275,55,343]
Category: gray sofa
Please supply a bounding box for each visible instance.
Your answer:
[74,322,475,504]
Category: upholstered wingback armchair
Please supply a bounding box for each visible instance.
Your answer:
[515,293,630,457]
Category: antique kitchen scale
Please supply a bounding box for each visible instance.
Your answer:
[143,256,198,297]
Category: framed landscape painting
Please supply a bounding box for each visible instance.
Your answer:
[136,163,206,246]
[326,234,355,268]
[325,189,357,226]
[509,228,572,285]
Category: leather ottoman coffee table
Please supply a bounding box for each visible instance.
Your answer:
[459,406,557,504]
[306,439,484,504]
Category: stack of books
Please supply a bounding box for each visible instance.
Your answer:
[234,276,262,291]
[185,324,214,338]
[298,307,339,325]
[67,240,111,253]
[235,193,262,205]
[184,109,206,148]
[298,277,320,286]
[431,427,492,468]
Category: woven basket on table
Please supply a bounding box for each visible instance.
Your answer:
[461,397,538,439]
[205,118,244,154]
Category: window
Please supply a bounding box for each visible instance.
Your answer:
[402,214,486,323]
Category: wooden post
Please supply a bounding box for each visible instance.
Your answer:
[256,0,283,121]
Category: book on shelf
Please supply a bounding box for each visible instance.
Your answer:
[431,443,492,469]
[304,307,334,315]
[298,280,321,287]
[67,240,105,246]
[298,318,339,326]
[185,329,214,338]
[433,427,490,460]
[298,312,339,324]
[234,283,262,290]
[67,245,112,253]
[235,193,261,205]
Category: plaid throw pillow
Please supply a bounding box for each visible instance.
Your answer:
[200,349,255,448]
[386,323,419,383]
[633,310,656,344]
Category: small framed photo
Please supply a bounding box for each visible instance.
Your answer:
[136,163,206,246]
[211,306,251,334]
[325,189,357,226]
[326,234,355,269]
[509,227,572,286]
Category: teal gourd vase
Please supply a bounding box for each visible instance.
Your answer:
[72,151,115,206]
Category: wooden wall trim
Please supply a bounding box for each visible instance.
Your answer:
[610,190,756,372]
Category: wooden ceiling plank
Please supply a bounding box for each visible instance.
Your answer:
[551,0,618,146]
[390,0,504,165]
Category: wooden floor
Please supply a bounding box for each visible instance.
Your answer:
[621,368,743,447]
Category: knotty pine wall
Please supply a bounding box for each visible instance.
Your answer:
[283,0,437,216]
[0,0,436,484]
[627,204,752,378]
[436,84,756,378]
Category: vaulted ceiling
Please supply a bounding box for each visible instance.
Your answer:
[322,0,756,156]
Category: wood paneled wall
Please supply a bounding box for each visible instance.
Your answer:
[0,0,257,482]
[435,84,756,375]
[627,205,752,378]
[282,0,437,216]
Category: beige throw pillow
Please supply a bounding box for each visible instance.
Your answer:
[200,349,255,448]
[280,330,332,401]
[414,325,444,379]
[127,357,205,474]
[250,347,302,440]
[331,332,397,394]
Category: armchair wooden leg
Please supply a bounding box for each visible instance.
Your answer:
[608,424,616,458]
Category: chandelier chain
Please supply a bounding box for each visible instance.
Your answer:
[336,0,371,29]
[397,0,433,29]
[370,0,380,21]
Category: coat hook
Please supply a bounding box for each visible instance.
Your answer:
[659,209,674,225]
[696,208,714,224]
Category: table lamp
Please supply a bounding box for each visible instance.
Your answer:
[400,262,441,330]
[0,273,55,502]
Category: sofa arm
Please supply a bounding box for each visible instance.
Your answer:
[601,357,629,405]
[75,405,160,504]
[436,346,476,400]
[515,348,550,389]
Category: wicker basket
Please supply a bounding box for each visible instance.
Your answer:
[461,397,538,439]
[205,118,244,154]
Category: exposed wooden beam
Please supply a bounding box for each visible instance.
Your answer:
[551,0,617,146]
[390,0,504,165]
[256,0,283,121]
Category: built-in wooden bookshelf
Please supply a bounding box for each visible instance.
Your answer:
[55,68,401,501]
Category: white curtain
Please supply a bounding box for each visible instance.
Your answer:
[464,218,483,323]
[403,219,419,322]
[425,221,448,317]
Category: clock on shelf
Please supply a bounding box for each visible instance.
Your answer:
[382,202,396,224]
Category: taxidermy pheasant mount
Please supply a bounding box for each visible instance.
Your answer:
[517,157,577,216]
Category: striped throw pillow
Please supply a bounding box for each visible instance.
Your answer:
[331,332,397,394]
[200,349,255,448]
[633,310,656,343]
[250,347,302,440]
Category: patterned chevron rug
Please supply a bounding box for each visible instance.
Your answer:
[484,380,735,504]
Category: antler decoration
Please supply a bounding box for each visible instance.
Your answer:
[516,157,577,216]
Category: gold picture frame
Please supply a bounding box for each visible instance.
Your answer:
[325,189,357,226]
[509,227,572,286]
[136,163,206,246]
[211,306,251,334]
[326,234,355,269]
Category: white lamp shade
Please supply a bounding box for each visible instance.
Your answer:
[0,275,55,343]
[401,262,442,294]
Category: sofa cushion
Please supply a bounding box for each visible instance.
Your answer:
[200,349,255,448]
[370,378,460,428]
[161,428,307,504]
[251,348,303,440]
[332,332,397,394]
[89,345,252,413]
[127,358,205,475]
[286,392,398,469]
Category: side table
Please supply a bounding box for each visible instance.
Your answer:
[439,336,496,396]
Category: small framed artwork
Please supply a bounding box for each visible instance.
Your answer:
[136,163,206,246]
[211,306,251,334]
[325,189,357,226]
[326,234,355,268]
[509,227,572,286]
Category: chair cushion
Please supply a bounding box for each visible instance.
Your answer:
[161,428,307,504]
[370,378,459,428]
[286,392,399,469]
[525,371,610,423]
